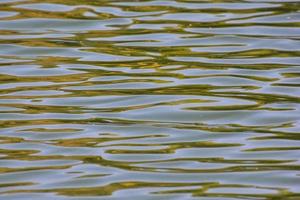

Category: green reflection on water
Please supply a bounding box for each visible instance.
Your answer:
[0,0,300,199]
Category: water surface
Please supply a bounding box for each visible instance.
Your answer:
[0,0,300,199]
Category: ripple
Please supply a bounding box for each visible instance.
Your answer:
[0,0,300,199]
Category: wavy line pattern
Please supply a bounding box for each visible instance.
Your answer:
[0,0,300,199]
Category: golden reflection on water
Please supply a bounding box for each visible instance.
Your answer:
[0,0,300,199]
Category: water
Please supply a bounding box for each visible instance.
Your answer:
[0,0,300,199]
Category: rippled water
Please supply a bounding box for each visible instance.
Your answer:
[0,0,300,199]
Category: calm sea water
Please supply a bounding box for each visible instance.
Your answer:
[0,0,300,199]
